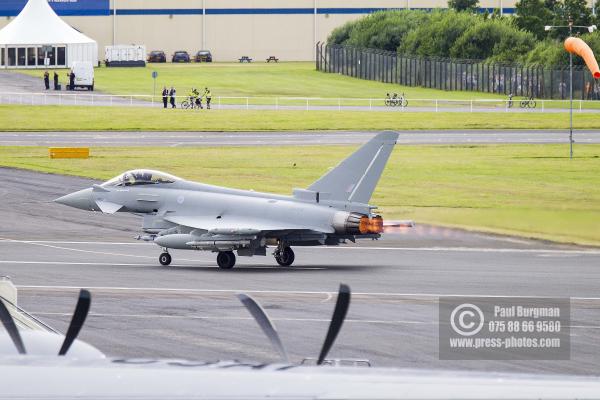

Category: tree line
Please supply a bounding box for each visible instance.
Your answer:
[327,0,600,68]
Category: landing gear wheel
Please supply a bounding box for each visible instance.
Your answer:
[159,252,172,266]
[217,251,236,269]
[275,247,295,267]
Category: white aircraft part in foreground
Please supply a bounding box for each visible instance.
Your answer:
[54,132,400,269]
[1,285,600,399]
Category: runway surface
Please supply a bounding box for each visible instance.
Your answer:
[1,167,600,375]
[1,129,600,146]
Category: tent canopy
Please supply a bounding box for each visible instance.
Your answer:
[0,0,96,45]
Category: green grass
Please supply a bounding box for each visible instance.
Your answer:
[1,106,600,131]
[1,144,599,246]
[20,62,508,100]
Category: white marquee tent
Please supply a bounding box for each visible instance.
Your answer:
[0,0,98,68]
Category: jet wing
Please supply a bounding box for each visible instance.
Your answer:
[163,215,334,234]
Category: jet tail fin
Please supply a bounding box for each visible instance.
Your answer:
[307,131,398,204]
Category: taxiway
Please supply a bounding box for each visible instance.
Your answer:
[1,167,599,375]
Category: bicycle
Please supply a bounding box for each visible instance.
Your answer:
[385,93,408,107]
[520,96,536,109]
[181,98,203,110]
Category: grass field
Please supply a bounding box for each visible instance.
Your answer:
[1,144,599,246]
[20,62,508,100]
[2,106,600,131]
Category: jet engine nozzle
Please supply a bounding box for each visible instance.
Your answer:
[333,212,384,235]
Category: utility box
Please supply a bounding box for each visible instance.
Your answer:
[105,45,146,67]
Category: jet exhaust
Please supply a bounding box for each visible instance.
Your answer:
[332,212,383,235]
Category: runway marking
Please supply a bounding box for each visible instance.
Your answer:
[0,261,324,270]
[27,312,600,330]
[30,312,423,325]
[0,261,150,266]
[0,238,207,263]
[320,292,333,303]
[0,238,158,260]
[1,239,598,255]
[15,284,600,301]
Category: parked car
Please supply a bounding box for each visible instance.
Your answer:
[194,50,213,63]
[148,50,166,63]
[172,51,190,63]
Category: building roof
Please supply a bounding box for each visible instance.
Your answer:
[0,0,96,45]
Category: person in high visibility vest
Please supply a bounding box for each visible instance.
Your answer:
[188,88,199,109]
[204,87,212,109]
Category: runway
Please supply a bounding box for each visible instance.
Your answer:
[2,167,600,375]
[1,129,600,146]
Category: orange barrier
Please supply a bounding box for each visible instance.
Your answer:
[564,37,600,79]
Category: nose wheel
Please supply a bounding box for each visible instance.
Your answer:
[275,246,295,267]
[217,251,236,269]
[159,252,172,266]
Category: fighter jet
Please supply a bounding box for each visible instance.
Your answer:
[54,132,398,269]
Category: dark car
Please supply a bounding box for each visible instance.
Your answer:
[147,50,166,63]
[194,50,213,63]
[172,51,190,63]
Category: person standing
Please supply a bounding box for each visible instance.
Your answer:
[204,87,212,109]
[43,71,50,90]
[53,71,59,90]
[69,71,75,91]
[161,86,169,109]
[169,86,177,108]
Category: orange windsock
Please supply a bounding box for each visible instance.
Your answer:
[564,37,600,79]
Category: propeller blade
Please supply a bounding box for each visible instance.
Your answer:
[317,284,351,365]
[0,299,26,354]
[237,294,289,363]
[58,289,91,356]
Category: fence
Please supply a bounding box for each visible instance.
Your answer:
[316,42,600,101]
[1,91,600,113]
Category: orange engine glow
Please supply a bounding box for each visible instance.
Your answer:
[359,216,370,234]
[368,216,384,234]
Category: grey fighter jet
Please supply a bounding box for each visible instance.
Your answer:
[54,132,398,269]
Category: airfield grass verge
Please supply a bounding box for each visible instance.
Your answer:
[1,106,600,131]
[19,62,507,101]
[1,144,599,246]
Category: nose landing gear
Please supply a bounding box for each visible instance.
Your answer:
[159,251,172,266]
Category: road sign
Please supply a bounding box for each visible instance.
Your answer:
[152,71,158,97]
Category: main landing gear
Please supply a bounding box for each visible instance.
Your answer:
[159,251,172,266]
[217,251,236,269]
[274,245,295,267]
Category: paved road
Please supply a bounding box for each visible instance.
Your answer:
[1,167,599,375]
[1,130,599,147]
[0,70,146,107]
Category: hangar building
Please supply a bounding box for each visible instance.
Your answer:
[0,0,596,62]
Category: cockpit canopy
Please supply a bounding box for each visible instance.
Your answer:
[102,170,180,187]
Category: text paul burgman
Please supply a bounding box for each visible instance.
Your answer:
[494,305,560,319]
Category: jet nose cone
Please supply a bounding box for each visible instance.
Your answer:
[54,188,94,211]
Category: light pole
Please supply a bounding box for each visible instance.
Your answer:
[545,18,597,159]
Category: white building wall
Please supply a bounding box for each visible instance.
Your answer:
[1,0,597,62]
